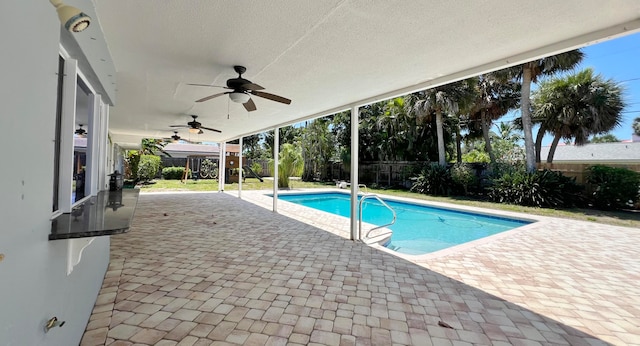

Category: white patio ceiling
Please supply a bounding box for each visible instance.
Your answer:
[94,1,640,147]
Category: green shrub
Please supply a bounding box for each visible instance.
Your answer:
[587,165,640,210]
[450,163,476,195]
[125,151,140,180]
[269,144,303,188]
[410,163,452,196]
[250,162,263,175]
[462,149,490,163]
[137,155,161,181]
[488,169,583,208]
[162,166,187,180]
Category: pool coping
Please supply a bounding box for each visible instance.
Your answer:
[235,188,549,263]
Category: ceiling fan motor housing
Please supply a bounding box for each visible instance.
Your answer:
[226,77,251,91]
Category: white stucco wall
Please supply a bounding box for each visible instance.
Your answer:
[0,2,110,345]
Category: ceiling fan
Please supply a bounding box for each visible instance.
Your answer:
[170,115,221,134]
[189,65,291,112]
[75,124,87,136]
[163,131,196,143]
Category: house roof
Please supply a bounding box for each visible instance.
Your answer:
[539,142,640,163]
[76,1,640,147]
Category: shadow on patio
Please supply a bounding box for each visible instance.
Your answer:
[82,192,617,345]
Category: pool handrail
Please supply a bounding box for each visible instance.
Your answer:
[358,193,396,241]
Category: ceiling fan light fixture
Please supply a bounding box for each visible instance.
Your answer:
[188,127,200,134]
[229,91,250,104]
[50,0,91,33]
[75,124,87,137]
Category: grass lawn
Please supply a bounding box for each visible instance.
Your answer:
[138,178,332,191]
[139,178,640,228]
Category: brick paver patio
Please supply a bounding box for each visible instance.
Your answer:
[82,191,640,345]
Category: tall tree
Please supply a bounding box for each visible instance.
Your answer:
[633,117,640,136]
[495,121,523,143]
[468,73,520,163]
[590,134,619,143]
[242,133,267,160]
[411,80,474,166]
[533,68,625,163]
[264,125,302,156]
[511,50,584,171]
[300,118,334,181]
[140,138,170,157]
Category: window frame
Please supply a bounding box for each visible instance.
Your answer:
[54,47,107,214]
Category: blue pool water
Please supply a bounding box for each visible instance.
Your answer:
[277,192,531,255]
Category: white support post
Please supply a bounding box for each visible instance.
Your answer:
[350,105,359,241]
[238,137,243,198]
[86,94,100,196]
[218,142,224,192]
[273,127,279,212]
[58,58,78,213]
[220,142,226,191]
[98,102,110,191]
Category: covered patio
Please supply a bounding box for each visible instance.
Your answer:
[7,1,640,345]
[81,192,640,345]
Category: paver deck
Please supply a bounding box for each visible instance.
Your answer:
[82,190,640,345]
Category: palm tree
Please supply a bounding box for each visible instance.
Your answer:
[375,97,422,161]
[496,122,523,143]
[511,50,584,171]
[633,117,640,136]
[468,73,520,163]
[140,138,171,157]
[533,68,625,163]
[358,101,388,161]
[453,112,470,163]
[269,143,304,188]
[411,80,475,166]
[300,118,334,181]
[264,126,302,157]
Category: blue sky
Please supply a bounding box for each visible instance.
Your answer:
[500,31,640,145]
[580,31,640,141]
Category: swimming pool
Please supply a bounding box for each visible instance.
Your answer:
[276,192,532,255]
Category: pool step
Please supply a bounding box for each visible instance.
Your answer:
[362,230,392,246]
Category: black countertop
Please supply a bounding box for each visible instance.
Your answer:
[50,189,140,240]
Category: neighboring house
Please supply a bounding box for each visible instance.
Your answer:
[539,142,640,166]
[539,142,640,184]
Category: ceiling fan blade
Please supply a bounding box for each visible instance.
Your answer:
[241,83,264,91]
[196,92,228,103]
[243,98,257,112]
[200,126,222,133]
[252,91,291,105]
[188,83,228,88]
[169,125,189,128]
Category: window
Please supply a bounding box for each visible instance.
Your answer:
[73,78,91,203]
[54,49,107,213]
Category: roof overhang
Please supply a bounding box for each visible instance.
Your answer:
[91,1,640,145]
